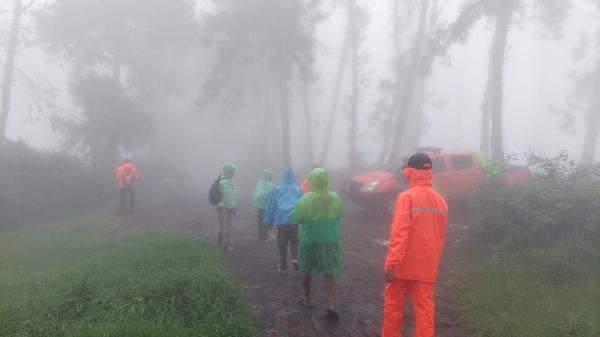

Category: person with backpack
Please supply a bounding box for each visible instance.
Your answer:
[293,167,343,321]
[253,169,274,241]
[116,159,139,215]
[264,167,303,273]
[210,162,237,251]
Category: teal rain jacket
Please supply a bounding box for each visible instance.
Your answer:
[218,162,237,209]
[264,168,303,226]
[253,169,274,210]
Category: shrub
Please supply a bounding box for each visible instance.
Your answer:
[0,141,110,228]
[475,151,600,251]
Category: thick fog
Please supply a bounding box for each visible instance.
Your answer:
[2,0,599,177]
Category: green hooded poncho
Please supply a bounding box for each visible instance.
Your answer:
[293,168,343,276]
[218,162,237,209]
[253,169,274,209]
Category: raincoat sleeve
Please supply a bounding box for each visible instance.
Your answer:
[292,196,306,224]
[263,188,278,224]
[131,165,139,184]
[115,166,123,186]
[384,194,412,271]
[334,193,343,220]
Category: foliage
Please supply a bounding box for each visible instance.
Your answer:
[0,140,109,228]
[200,0,323,107]
[464,150,600,336]
[476,151,600,251]
[59,74,151,167]
[35,0,196,162]
[0,216,256,337]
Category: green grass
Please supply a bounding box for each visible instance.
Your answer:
[0,215,256,337]
[464,244,600,337]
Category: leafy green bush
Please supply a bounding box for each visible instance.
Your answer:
[463,151,600,337]
[475,151,600,251]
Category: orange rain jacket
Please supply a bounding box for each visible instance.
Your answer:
[116,162,139,189]
[301,177,310,194]
[384,167,448,283]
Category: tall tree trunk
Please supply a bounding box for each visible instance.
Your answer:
[347,0,361,168]
[378,0,402,166]
[480,82,492,153]
[406,78,425,149]
[0,0,23,140]
[403,0,440,151]
[319,25,350,166]
[488,0,515,162]
[387,0,429,166]
[262,81,273,163]
[581,69,600,163]
[300,80,315,166]
[279,76,292,167]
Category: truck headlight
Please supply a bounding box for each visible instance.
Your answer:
[361,181,380,192]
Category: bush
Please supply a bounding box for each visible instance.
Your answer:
[475,151,600,251]
[0,141,110,228]
[462,151,600,337]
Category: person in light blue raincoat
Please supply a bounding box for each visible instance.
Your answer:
[264,168,303,272]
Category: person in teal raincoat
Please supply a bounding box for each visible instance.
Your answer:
[217,162,236,251]
[253,169,274,241]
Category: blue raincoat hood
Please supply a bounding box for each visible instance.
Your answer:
[263,168,303,226]
[281,167,297,186]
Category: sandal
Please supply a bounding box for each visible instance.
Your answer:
[326,309,339,321]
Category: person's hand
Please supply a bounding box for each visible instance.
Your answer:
[385,269,395,283]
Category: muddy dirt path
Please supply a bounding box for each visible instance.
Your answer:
[115,201,471,337]
[200,205,470,337]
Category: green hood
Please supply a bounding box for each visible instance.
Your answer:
[222,162,236,179]
[308,168,329,194]
[261,169,273,182]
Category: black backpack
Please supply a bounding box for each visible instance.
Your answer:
[208,175,223,206]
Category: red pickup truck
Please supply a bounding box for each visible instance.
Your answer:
[343,149,529,214]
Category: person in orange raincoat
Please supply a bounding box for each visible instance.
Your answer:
[382,153,448,337]
[301,177,310,194]
[116,159,139,215]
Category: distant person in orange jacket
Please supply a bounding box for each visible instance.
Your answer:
[382,153,448,337]
[301,177,309,194]
[301,165,320,194]
[116,159,139,215]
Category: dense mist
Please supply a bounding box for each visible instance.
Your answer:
[1,0,598,178]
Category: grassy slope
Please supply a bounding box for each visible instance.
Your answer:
[464,244,600,337]
[0,215,256,337]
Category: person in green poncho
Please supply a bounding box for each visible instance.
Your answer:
[293,167,343,321]
[253,169,274,241]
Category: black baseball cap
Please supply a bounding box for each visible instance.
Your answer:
[406,153,432,170]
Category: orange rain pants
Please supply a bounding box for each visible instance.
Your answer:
[382,279,434,337]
